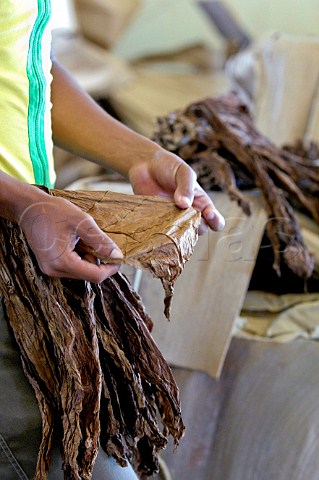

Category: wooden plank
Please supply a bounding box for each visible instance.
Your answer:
[156,367,222,480]
[149,338,319,480]
[209,337,319,480]
[139,191,267,378]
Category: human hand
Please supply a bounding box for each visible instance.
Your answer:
[18,194,123,283]
[128,148,225,234]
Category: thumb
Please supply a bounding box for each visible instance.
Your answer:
[76,217,123,262]
[174,163,196,209]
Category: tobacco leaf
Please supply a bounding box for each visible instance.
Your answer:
[0,191,200,478]
[48,189,201,319]
[153,93,319,281]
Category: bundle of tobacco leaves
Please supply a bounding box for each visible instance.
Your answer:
[153,93,319,283]
[0,190,200,479]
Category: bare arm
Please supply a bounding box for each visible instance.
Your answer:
[51,59,159,178]
[51,60,225,233]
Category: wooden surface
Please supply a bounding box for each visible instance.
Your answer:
[140,191,267,378]
[150,337,319,480]
[209,338,319,480]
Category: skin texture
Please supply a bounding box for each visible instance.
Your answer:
[0,60,225,283]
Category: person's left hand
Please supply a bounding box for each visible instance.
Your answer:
[128,149,225,235]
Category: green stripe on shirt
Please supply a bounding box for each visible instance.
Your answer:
[26,0,52,187]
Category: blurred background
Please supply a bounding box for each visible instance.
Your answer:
[51,0,319,187]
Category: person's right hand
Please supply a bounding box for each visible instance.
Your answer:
[18,193,123,283]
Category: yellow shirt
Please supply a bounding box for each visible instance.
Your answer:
[0,0,55,187]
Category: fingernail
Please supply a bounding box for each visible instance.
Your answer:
[109,248,123,259]
[216,212,225,230]
[207,210,225,230]
[179,196,192,208]
[206,209,217,220]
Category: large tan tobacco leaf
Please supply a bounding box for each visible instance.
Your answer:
[51,188,201,318]
[0,190,200,479]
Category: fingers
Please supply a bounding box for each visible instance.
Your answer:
[192,184,225,232]
[173,163,225,232]
[198,219,209,236]
[38,242,122,283]
[58,217,123,282]
[173,163,196,209]
[201,203,225,232]
[23,199,124,283]
[75,216,122,260]
[54,250,121,283]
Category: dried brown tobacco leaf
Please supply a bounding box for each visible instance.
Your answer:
[0,227,182,480]
[192,149,252,215]
[48,189,201,318]
[153,93,319,281]
[0,189,200,479]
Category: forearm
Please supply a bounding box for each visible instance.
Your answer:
[0,170,47,223]
[51,60,163,178]
[50,60,225,232]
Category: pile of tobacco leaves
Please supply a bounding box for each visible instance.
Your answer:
[153,93,319,294]
[0,191,201,479]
